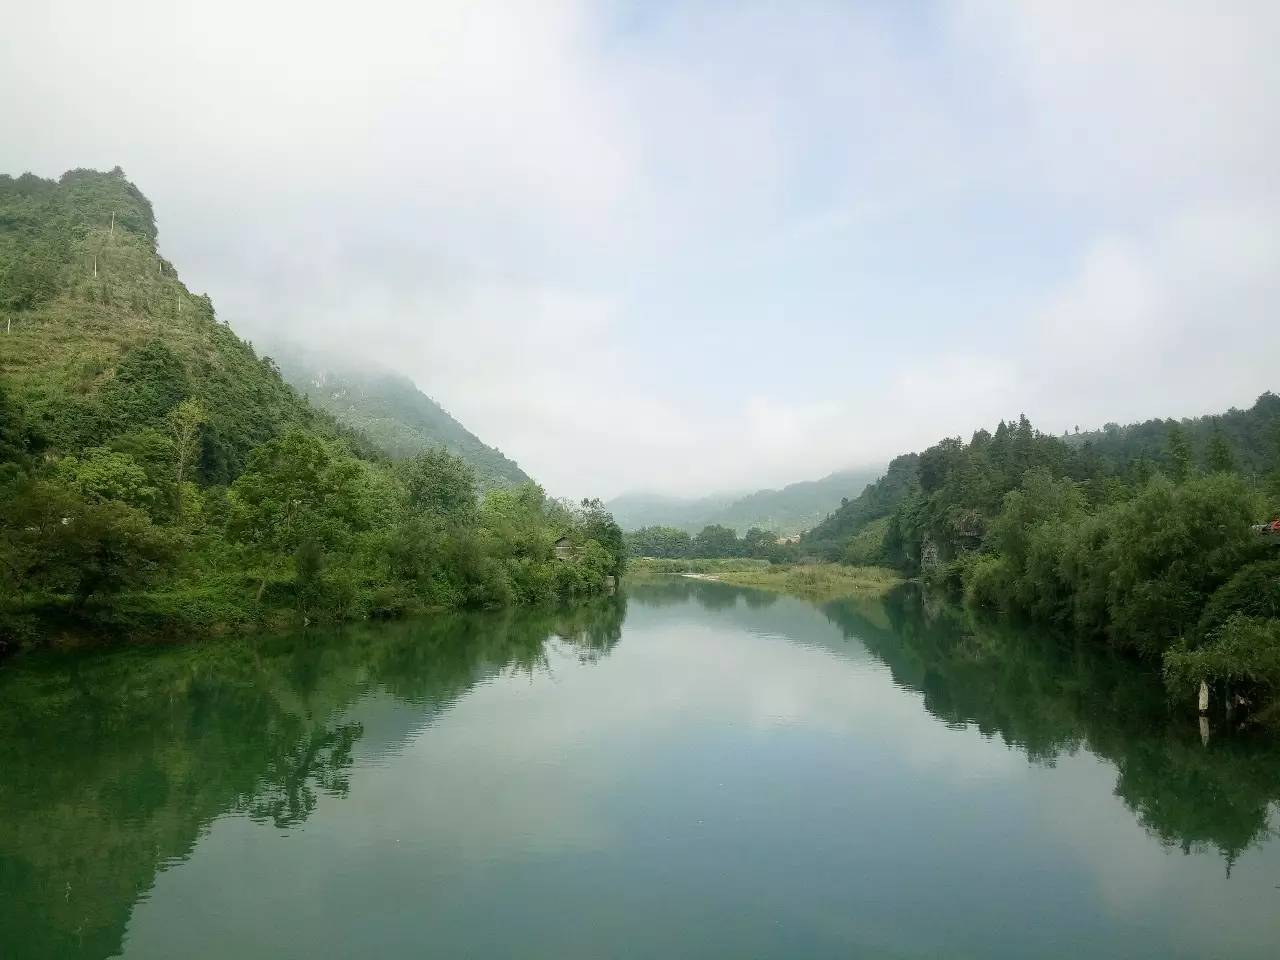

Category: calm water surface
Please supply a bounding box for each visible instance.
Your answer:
[2,580,1279,959]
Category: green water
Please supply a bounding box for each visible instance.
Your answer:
[2,581,1278,959]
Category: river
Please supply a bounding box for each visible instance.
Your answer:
[2,579,1278,958]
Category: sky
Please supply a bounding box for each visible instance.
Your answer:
[3,1,1278,499]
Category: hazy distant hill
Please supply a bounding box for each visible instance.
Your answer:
[608,467,881,536]
[266,345,529,489]
[605,491,740,532]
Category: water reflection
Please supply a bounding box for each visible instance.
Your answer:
[0,598,626,960]
[2,582,1278,960]
[819,585,1280,864]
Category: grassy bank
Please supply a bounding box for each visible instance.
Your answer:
[629,558,903,600]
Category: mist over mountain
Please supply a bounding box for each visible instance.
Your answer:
[263,343,529,491]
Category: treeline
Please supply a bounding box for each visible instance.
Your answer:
[0,377,625,650]
[0,169,624,652]
[803,398,1280,716]
[626,523,797,564]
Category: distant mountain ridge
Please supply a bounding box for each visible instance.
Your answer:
[608,467,881,536]
[266,345,529,490]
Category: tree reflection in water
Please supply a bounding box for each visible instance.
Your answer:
[0,597,626,960]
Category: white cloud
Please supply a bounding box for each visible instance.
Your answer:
[2,1,1276,497]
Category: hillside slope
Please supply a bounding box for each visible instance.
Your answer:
[266,344,529,490]
[0,167,368,480]
[712,467,881,536]
[609,467,880,536]
[0,167,625,649]
[605,491,738,532]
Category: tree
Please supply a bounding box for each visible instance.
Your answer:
[578,498,625,576]
[54,447,156,509]
[625,525,692,559]
[0,479,175,605]
[692,524,741,558]
[102,340,191,432]
[1206,429,1235,474]
[1167,423,1192,482]
[229,432,372,554]
[1101,473,1264,657]
[0,381,39,481]
[167,398,206,521]
[401,448,477,524]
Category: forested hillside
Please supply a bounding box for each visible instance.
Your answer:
[609,467,880,537]
[801,396,1280,718]
[267,344,529,490]
[0,168,623,652]
[0,168,371,479]
[1065,404,1280,476]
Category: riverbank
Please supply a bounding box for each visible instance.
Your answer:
[628,558,903,600]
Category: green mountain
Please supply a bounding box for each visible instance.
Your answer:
[609,467,881,536]
[0,168,371,480]
[0,167,623,649]
[265,345,529,490]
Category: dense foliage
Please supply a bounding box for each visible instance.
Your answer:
[803,400,1280,717]
[0,169,623,651]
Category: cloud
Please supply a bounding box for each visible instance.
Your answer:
[2,1,1276,497]
[1022,204,1280,430]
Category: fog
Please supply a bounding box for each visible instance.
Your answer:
[4,1,1278,498]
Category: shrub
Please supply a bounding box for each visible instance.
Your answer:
[1164,614,1280,701]
[963,554,1011,609]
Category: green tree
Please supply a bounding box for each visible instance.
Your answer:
[1205,428,1235,474]
[102,340,191,433]
[578,498,625,576]
[167,398,206,521]
[229,432,372,554]
[0,479,175,605]
[625,526,692,559]
[1166,423,1192,483]
[0,382,39,481]
[692,524,741,558]
[53,447,156,509]
[1100,474,1264,657]
[401,448,477,524]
